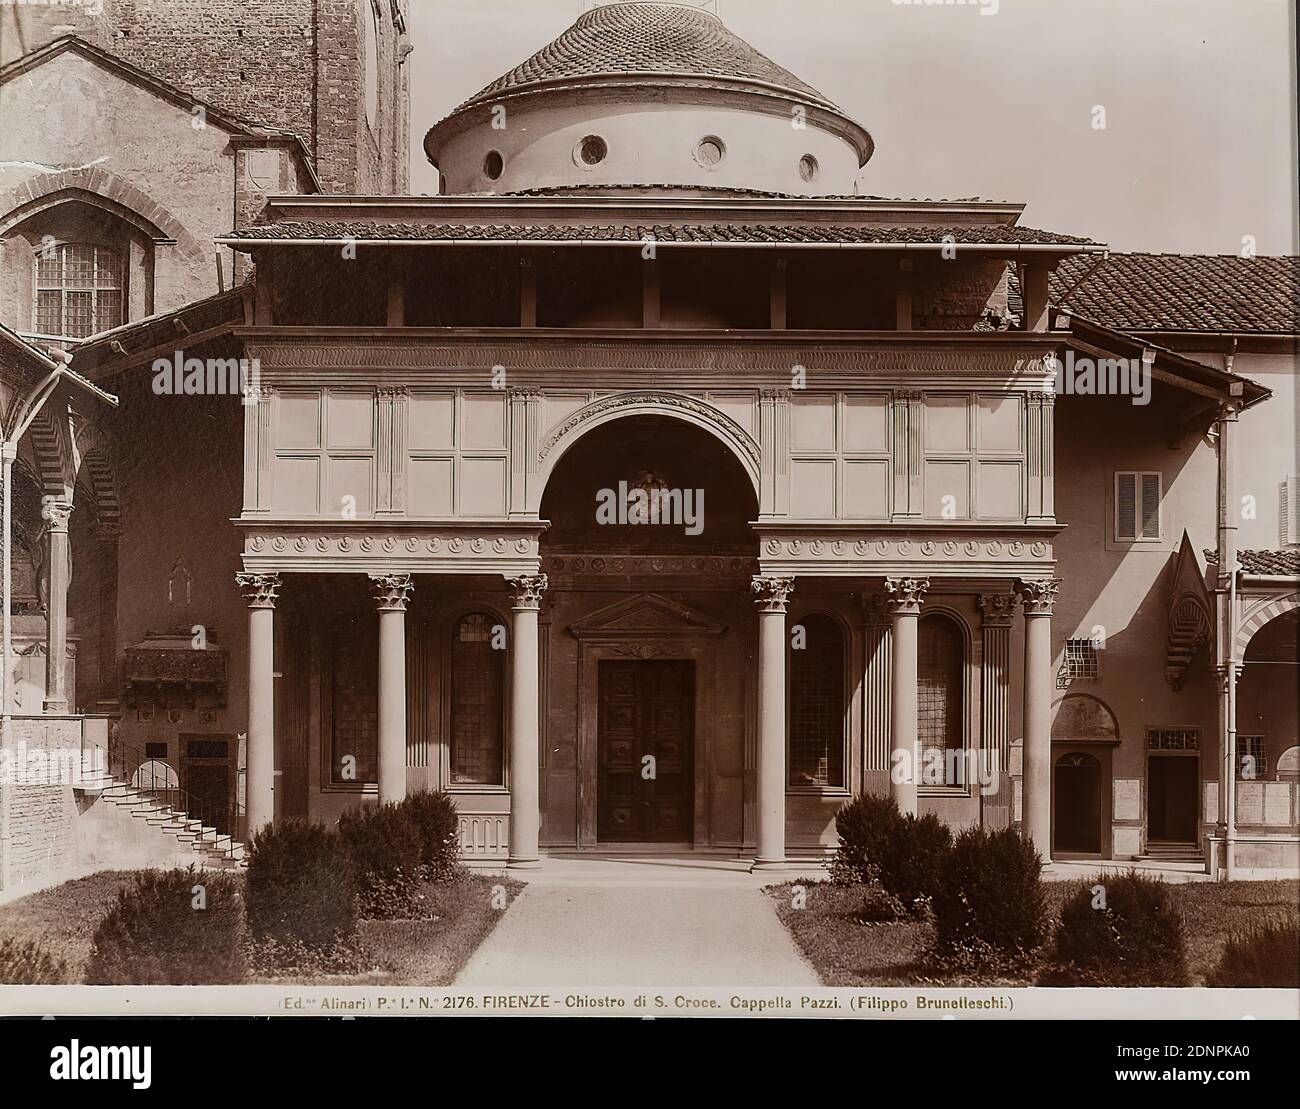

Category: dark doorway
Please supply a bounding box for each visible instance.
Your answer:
[597,661,694,841]
[181,735,234,836]
[1147,756,1199,842]
[1053,751,1102,855]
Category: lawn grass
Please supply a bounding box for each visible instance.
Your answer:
[0,868,523,986]
[0,871,140,981]
[768,876,1300,987]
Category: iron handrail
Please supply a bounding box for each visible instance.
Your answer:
[81,727,240,861]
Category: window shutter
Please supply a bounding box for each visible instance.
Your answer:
[1140,473,1162,539]
[1282,477,1300,546]
[1116,472,1137,540]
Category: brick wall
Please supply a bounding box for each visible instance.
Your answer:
[0,0,410,195]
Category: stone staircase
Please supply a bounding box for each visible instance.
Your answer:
[78,771,247,871]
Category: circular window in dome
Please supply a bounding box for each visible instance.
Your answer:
[799,154,821,184]
[575,134,608,167]
[694,136,725,168]
[483,150,504,180]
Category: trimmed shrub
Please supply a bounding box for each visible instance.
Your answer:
[337,802,423,919]
[1207,919,1300,988]
[85,867,246,985]
[932,826,1046,957]
[830,792,951,911]
[830,793,902,886]
[399,790,462,881]
[245,818,358,955]
[1041,871,1188,986]
[0,937,68,984]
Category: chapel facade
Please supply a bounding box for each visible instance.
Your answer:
[0,1,1296,886]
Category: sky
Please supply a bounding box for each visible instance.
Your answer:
[406,0,1298,255]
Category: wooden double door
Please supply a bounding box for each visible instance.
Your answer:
[597,661,694,841]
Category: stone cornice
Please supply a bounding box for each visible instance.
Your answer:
[236,329,1063,387]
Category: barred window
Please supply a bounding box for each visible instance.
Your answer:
[918,614,965,781]
[1058,637,1100,688]
[34,243,124,338]
[1238,735,1266,780]
[1146,727,1199,751]
[788,613,845,788]
[450,613,505,786]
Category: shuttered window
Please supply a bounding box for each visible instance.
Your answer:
[1115,471,1162,541]
[788,613,846,788]
[1281,477,1299,546]
[450,613,505,786]
[918,614,964,782]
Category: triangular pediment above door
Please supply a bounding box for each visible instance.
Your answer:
[568,593,727,639]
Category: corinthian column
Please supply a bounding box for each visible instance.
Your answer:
[752,575,794,870]
[1016,577,1060,858]
[506,574,546,868]
[885,577,929,816]
[237,571,281,835]
[371,574,413,806]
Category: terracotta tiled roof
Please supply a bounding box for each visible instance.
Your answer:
[228,221,1097,246]
[1052,253,1300,334]
[458,1,837,111]
[1203,549,1300,575]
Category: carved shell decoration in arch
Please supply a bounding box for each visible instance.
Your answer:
[536,391,761,466]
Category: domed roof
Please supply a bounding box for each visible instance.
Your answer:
[456,0,840,113]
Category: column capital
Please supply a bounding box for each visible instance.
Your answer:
[1015,577,1061,616]
[507,573,548,611]
[44,499,73,531]
[751,575,794,613]
[370,573,414,612]
[236,571,281,609]
[977,591,1019,628]
[884,576,929,615]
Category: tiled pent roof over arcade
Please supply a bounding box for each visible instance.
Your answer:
[456,0,837,112]
[226,220,1098,247]
[1052,254,1300,334]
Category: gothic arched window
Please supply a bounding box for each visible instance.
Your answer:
[918,613,965,785]
[789,613,846,788]
[34,242,124,339]
[449,613,505,786]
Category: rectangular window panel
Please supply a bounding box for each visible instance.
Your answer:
[64,290,94,338]
[450,614,504,785]
[95,247,123,288]
[35,290,62,335]
[1140,472,1162,538]
[65,244,94,287]
[95,289,122,333]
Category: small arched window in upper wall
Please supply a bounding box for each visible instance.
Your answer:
[789,613,846,788]
[483,150,505,181]
[918,613,965,784]
[33,243,124,339]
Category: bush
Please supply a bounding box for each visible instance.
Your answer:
[0,937,68,984]
[1041,871,1188,986]
[84,867,246,985]
[399,790,462,881]
[1206,919,1300,988]
[856,884,907,925]
[245,819,358,955]
[830,793,951,911]
[337,802,423,919]
[931,826,1045,957]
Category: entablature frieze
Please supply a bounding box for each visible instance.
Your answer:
[754,522,1060,578]
[237,520,544,575]
[237,330,1062,390]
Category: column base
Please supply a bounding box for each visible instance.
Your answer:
[750,858,789,872]
[507,856,543,870]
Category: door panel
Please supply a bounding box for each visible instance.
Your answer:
[598,661,694,841]
[1148,756,1198,841]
